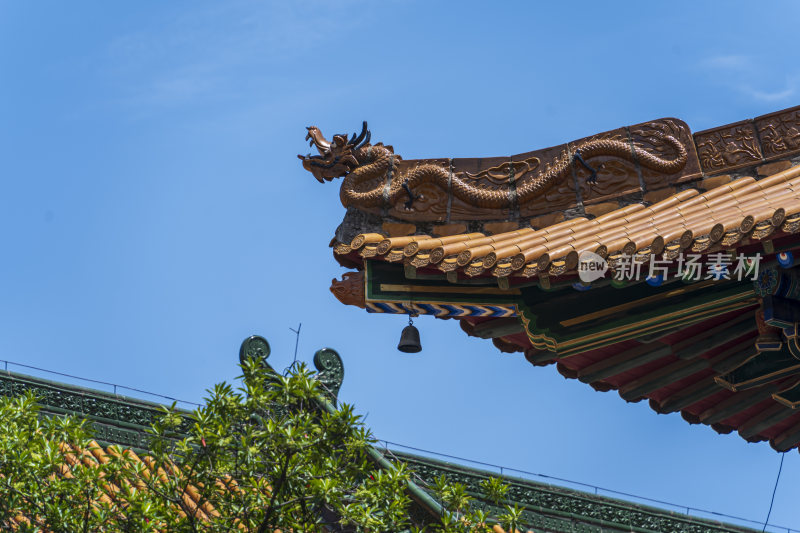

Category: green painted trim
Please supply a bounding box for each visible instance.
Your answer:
[391,451,758,533]
[365,261,519,306]
[517,280,757,356]
[0,371,191,451]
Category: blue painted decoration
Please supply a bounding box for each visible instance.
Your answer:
[778,251,793,268]
[645,274,664,287]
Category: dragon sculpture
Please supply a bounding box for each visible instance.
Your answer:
[299,122,688,210]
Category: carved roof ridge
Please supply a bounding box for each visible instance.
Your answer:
[307,105,800,247]
[392,450,760,533]
[0,370,192,451]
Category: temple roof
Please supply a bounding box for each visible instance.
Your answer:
[313,105,800,454]
[393,451,759,533]
[340,163,800,279]
[0,367,191,452]
[0,367,762,533]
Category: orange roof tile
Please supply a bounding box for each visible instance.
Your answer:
[10,440,225,531]
[344,163,800,279]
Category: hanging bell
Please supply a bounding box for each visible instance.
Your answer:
[397,317,422,353]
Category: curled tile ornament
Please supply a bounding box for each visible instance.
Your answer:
[755,106,800,160]
[239,335,271,366]
[313,348,344,403]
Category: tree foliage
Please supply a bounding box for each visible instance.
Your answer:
[0,360,520,532]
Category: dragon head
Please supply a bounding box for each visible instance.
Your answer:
[298,121,371,183]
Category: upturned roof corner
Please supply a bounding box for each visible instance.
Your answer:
[312,105,800,455]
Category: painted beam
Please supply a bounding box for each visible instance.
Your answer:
[700,383,784,425]
[524,349,558,365]
[578,343,671,384]
[672,322,756,360]
[774,382,800,407]
[709,344,761,374]
[470,317,524,339]
[619,359,709,402]
[581,318,756,386]
[635,325,685,343]
[738,402,797,440]
[657,377,724,414]
[619,343,757,401]
[669,312,753,354]
[716,350,800,392]
[772,416,800,451]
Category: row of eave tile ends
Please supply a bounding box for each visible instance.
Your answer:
[338,164,800,279]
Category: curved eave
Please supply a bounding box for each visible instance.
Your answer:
[459,307,800,453]
[328,130,800,454]
[340,163,800,282]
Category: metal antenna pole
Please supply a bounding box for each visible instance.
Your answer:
[289,323,302,364]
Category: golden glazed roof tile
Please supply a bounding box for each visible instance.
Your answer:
[10,441,222,531]
[347,163,800,279]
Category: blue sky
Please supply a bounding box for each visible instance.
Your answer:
[2,1,799,529]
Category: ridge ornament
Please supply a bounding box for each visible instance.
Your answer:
[299,121,688,211]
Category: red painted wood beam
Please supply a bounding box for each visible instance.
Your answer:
[655,376,722,414]
[578,342,671,384]
[772,418,800,451]
[738,402,797,441]
[619,341,757,401]
[700,379,796,425]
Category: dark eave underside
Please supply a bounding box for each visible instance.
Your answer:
[461,304,800,452]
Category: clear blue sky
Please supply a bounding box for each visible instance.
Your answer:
[1,1,799,529]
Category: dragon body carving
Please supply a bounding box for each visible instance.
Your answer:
[300,122,688,211]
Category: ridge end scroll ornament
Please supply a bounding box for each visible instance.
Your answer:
[239,335,271,367]
[299,121,689,214]
[313,348,344,404]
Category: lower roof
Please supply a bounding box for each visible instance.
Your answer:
[0,368,762,533]
[393,451,759,533]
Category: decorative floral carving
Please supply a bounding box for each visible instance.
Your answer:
[0,373,186,449]
[398,455,739,533]
[754,267,780,297]
[756,108,800,159]
[92,424,147,448]
[694,122,762,173]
